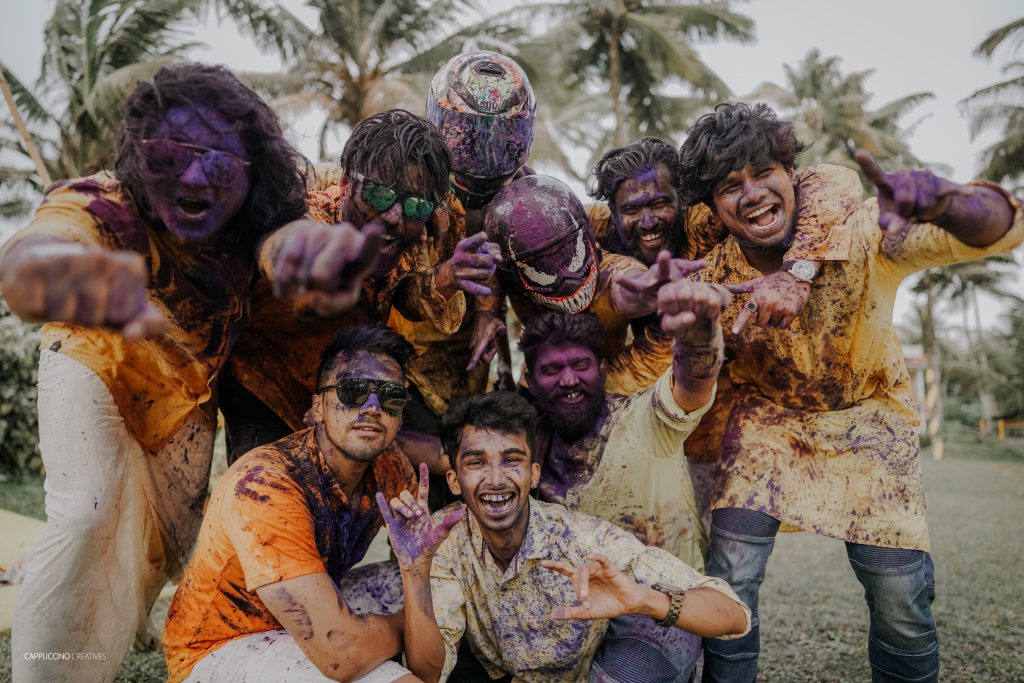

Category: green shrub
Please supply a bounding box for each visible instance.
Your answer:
[0,298,41,477]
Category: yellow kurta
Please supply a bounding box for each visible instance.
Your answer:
[699,190,1024,551]
[593,164,863,397]
[2,173,251,453]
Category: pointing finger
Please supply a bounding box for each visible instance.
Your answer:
[725,277,764,295]
[855,150,891,194]
[732,301,756,335]
[656,250,672,283]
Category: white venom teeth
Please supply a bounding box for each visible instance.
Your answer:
[482,494,513,502]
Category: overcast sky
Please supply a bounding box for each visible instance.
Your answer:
[1,0,1021,330]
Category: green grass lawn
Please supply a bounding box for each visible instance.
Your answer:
[1,452,1022,681]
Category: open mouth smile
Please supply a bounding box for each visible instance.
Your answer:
[479,491,516,517]
[744,202,782,233]
[558,389,586,405]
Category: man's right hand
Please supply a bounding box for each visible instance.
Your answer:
[268,220,382,316]
[0,241,165,340]
[376,463,465,571]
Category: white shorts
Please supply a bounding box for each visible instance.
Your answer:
[185,630,413,682]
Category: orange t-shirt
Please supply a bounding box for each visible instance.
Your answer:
[162,428,414,683]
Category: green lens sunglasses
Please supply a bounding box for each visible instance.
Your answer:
[352,172,436,223]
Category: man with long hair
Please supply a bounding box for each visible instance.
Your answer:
[0,64,378,681]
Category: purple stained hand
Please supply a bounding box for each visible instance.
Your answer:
[375,463,465,570]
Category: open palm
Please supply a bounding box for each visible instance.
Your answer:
[375,463,464,570]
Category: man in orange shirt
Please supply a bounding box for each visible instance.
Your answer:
[164,324,424,683]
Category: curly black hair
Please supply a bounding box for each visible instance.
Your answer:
[114,63,309,244]
[518,310,606,372]
[317,324,417,387]
[340,109,451,205]
[441,392,537,468]
[678,102,807,208]
[590,137,680,210]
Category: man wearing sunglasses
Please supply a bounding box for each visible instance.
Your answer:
[222,109,502,466]
[0,64,388,682]
[164,324,421,683]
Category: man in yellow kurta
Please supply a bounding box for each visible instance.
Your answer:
[677,102,1022,683]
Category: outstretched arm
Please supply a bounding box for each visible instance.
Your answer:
[541,554,747,637]
[0,236,165,340]
[376,463,465,683]
[256,219,383,316]
[655,251,731,411]
[856,150,1014,246]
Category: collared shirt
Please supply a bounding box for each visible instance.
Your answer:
[698,187,1024,550]
[163,428,415,683]
[537,371,714,570]
[430,499,750,683]
[228,166,465,430]
[2,172,251,453]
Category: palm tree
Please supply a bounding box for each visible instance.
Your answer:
[524,0,753,156]
[0,0,310,216]
[962,16,1024,190]
[749,49,934,184]
[257,0,550,163]
[912,254,1021,435]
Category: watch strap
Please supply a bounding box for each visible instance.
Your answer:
[652,583,686,627]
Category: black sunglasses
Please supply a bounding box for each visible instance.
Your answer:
[317,377,410,414]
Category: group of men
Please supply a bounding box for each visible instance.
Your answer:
[0,48,1020,683]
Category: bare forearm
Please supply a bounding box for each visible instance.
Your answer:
[400,567,446,683]
[633,585,747,637]
[256,219,305,279]
[936,183,1015,247]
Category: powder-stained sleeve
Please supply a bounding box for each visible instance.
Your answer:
[878,185,1024,277]
[222,459,327,592]
[429,538,467,683]
[605,322,673,396]
[592,522,751,638]
[784,164,863,262]
[2,180,106,253]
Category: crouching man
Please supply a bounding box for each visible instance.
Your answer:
[163,325,422,683]
[377,392,750,682]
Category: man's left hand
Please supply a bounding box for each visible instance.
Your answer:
[657,276,731,346]
[541,554,641,621]
[727,271,810,334]
[467,310,507,372]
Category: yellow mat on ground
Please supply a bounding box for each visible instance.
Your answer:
[0,508,46,633]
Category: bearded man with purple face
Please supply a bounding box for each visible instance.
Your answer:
[0,64,379,682]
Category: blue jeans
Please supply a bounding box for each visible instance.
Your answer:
[702,508,938,683]
[591,614,701,683]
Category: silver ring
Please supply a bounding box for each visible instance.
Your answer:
[744,301,758,312]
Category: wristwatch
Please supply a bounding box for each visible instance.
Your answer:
[651,583,686,627]
[783,259,819,284]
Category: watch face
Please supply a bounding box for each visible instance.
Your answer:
[789,260,817,282]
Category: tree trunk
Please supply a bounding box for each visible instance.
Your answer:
[922,277,944,460]
[970,284,998,434]
[609,5,627,147]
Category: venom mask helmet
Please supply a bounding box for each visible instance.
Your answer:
[484,175,598,314]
